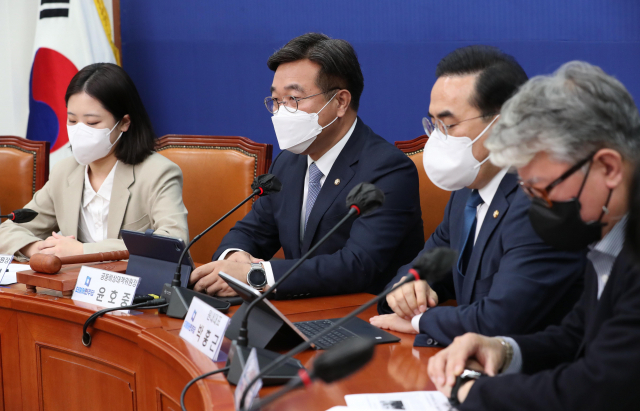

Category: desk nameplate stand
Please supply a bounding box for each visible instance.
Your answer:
[17,261,128,296]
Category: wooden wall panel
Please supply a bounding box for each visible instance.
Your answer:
[39,346,136,411]
[0,308,21,411]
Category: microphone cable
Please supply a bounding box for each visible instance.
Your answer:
[180,366,230,411]
[81,297,168,347]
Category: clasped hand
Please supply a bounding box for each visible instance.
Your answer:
[369,276,439,334]
[22,232,83,258]
[189,250,263,297]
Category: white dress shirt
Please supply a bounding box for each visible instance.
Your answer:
[411,167,509,332]
[220,119,358,287]
[77,162,118,245]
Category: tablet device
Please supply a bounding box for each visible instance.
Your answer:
[121,229,193,296]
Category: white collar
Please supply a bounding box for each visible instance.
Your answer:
[307,118,358,175]
[478,167,509,206]
[83,161,118,206]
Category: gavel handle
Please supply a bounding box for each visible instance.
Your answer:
[58,250,130,265]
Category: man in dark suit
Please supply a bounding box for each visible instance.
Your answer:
[371,46,587,347]
[428,61,640,410]
[190,33,424,298]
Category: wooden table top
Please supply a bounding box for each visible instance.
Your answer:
[0,277,439,411]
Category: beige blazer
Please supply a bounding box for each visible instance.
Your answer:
[0,152,189,259]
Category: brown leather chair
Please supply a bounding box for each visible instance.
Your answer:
[396,135,450,240]
[157,135,272,264]
[0,136,49,216]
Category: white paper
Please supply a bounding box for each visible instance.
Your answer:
[179,296,231,361]
[345,391,450,410]
[71,266,140,312]
[234,347,263,411]
[0,255,13,284]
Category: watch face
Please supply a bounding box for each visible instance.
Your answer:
[248,269,267,287]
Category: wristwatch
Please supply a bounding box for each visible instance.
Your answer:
[246,263,267,291]
[449,369,485,408]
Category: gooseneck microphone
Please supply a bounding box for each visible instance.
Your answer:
[246,338,376,411]
[238,246,458,409]
[160,174,282,318]
[0,208,38,223]
[236,182,385,348]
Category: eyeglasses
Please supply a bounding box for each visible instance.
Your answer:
[264,88,339,114]
[422,114,498,141]
[519,153,596,207]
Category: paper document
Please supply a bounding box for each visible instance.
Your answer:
[344,391,450,410]
[1,263,28,285]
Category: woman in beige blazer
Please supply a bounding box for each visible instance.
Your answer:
[0,63,188,260]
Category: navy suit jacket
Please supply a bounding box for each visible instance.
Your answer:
[463,246,640,410]
[378,173,587,346]
[214,118,424,299]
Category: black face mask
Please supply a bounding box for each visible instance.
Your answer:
[528,162,612,252]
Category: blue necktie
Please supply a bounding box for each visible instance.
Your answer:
[457,190,484,277]
[304,162,323,231]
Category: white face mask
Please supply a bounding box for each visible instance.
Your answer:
[271,93,338,154]
[422,115,500,191]
[67,121,123,166]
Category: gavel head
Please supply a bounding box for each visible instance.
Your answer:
[29,253,62,274]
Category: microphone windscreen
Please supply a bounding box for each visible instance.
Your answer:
[346,183,385,216]
[251,174,282,196]
[312,338,375,383]
[11,208,38,223]
[412,247,458,284]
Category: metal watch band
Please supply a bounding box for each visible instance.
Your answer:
[497,338,514,373]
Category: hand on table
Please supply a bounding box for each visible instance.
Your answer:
[369,313,418,334]
[386,277,438,320]
[189,260,251,297]
[427,333,505,401]
[27,232,82,258]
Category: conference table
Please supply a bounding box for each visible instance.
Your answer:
[0,262,441,411]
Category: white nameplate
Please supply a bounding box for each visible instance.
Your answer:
[179,296,231,362]
[234,347,262,411]
[72,266,140,312]
[0,255,13,284]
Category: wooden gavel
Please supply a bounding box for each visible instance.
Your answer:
[29,250,130,274]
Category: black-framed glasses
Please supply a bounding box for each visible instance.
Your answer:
[264,88,339,114]
[422,113,498,140]
[519,152,596,207]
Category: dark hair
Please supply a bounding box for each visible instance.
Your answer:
[435,45,528,118]
[267,33,364,111]
[65,63,155,165]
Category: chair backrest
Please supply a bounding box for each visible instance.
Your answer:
[157,135,272,264]
[0,136,50,215]
[395,135,450,240]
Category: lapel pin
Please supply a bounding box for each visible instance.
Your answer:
[334,178,341,186]
[493,210,499,218]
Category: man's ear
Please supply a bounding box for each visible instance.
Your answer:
[595,148,624,189]
[335,89,352,117]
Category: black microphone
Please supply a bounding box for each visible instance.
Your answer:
[246,338,375,411]
[0,208,38,223]
[160,174,282,319]
[223,183,384,385]
[237,246,458,409]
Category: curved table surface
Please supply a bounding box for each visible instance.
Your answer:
[0,268,441,411]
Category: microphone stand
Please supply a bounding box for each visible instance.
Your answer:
[237,271,420,409]
[160,188,261,318]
